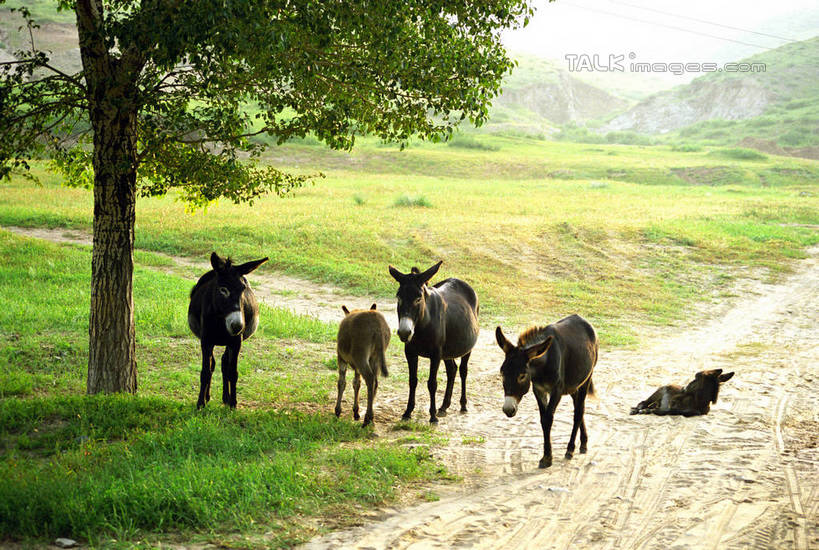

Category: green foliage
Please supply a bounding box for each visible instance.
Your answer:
[393,195,432,208]
[447,134,501,151]
[670,143,703,152]
[707,148,769,161]
[2,0,535,206]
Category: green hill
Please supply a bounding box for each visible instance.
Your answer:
[603,37,819,156]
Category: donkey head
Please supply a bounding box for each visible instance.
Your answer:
[388,261,442,343]
[687,369,735,405]
[496,326,553,418]
[210,252,267,336]
[341,303,377,316]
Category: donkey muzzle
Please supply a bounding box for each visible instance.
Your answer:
[225,310,245,336]
[397,317,415,343]
[503,395,519,418]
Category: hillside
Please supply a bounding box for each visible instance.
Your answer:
[480,55,630,137]
[603,37,819,154]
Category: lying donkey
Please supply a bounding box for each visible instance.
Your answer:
[630,369,734,417]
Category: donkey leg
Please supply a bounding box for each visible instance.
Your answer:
[197,343,215,409]
[566,386,588,459]
[335,355,347,418]
[352,371,361,420]
[437,359,457,417]
[579,381,591,453]
[458,352,470,413]
[402,351,419,420]
[221,348,231,406]
[427,355,442,424]
[363,375,377,427]
[535,389,562,468]
[222,341,241,408]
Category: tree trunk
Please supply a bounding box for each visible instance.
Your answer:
[76,0,140,393]
[86,108,138,394]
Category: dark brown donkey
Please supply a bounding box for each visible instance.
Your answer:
[496,314,598,468]
[188,252,267,409]
[389,261,479,423]
[335,304,391,427]
[630,369,734,416]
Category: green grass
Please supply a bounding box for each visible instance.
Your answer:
[1,136,817,345]
[0,231,448,547]
[393,194,432,208]
[0,398,441,547]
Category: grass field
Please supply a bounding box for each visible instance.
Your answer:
[1,135,817,547]
[2,137,817,344]
[0,232,447,547]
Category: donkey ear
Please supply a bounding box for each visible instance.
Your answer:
[719,371,735,383]
[211,252,226,272]
[419,260,443,284]
[388,265,406,283]
[235,257,268,275]
[370,303,377,310]
[525,336,553,361]
[342,305,350,315]
[495,326,514,354]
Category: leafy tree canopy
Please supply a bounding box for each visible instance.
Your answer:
[1,0,534,206]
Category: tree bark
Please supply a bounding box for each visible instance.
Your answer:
[85,108,138,394]
[77,0,139,393]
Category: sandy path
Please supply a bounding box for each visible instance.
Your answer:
[299,248,819,550]
[5,226,818,549]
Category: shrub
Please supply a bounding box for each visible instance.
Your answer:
[393,195,432,208]
[446,135,500,151]
[671,143,703,152]
[707,147,768,161]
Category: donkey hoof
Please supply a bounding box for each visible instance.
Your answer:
[538,456,553,469]
[460,406,468,414]
[334,407,341,418]
[579,444,588,454]
[196,401,206,410]
[401,412,412,421]
[353,412,360,421]
[362,420,373,428]
[565,451,574,460]
[436,408,448,417]
[429,415,439,424]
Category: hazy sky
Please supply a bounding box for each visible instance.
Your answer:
[504,0,819,71]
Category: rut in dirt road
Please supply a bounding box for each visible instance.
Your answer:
[6,226,818,550]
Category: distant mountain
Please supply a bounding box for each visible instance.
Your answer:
[602,36,819,153]
[479,55,631,137]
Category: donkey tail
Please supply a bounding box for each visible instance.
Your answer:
[586,377,596,397]
[379,346,389,378]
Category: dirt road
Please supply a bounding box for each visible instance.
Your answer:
[6,226,818,549]
[299,248,819,550]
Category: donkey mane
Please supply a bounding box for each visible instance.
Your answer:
[517,325,550,348]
